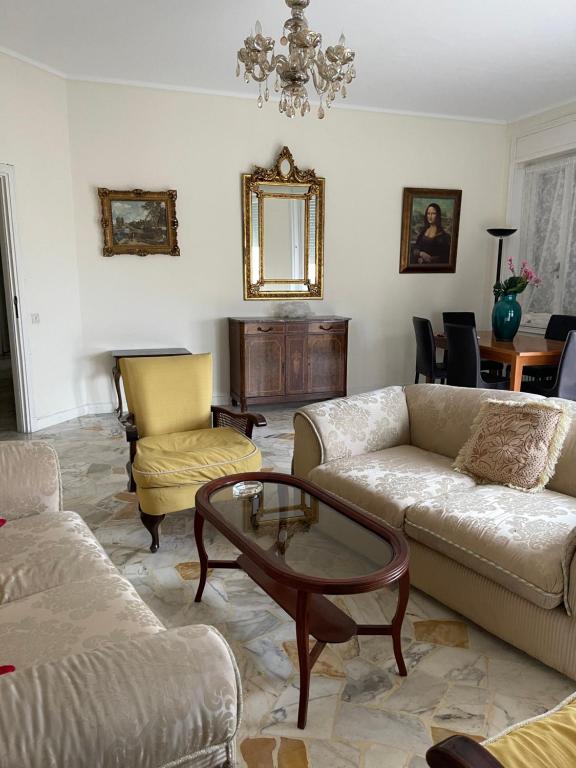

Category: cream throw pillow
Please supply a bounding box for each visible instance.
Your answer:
[454,399,570,492]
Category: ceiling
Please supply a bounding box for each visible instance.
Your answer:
[1,0,575,122]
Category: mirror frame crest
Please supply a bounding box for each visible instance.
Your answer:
[242,146,325,300]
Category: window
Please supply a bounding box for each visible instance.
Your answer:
[520,154,576,329]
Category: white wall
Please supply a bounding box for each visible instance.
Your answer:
[66,80,508,406]
[0,53,84,428]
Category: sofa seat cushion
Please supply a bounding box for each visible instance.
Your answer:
[0,626,240,768]
[308,446,476,529]
[405,485,576,611]
[133,426,261,489]
[0,573,164,670]
[0,511,117,605]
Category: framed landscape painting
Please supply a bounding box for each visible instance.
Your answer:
[98,188,180,257]
[399,187,462,273]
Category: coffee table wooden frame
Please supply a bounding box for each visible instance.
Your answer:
[194,471,410,729]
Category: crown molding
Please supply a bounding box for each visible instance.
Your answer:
[3,44,572,126]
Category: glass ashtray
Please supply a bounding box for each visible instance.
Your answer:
[232,480,264,498]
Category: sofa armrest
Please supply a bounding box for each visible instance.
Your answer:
[0,441,62,520]
[293,387,410,478]
[0,625,241,768]
[426,736,504,767]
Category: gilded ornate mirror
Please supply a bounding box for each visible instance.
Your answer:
[242,147,324,300]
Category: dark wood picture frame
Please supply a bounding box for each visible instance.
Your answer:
[98,188,179,257]
[399,187,462,273]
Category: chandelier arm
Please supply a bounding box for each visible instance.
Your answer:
[249,66,274,83]
[311,66,330,95]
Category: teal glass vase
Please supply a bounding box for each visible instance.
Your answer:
[492,293,522,341]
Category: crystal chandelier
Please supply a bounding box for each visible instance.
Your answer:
[236,0,356,119]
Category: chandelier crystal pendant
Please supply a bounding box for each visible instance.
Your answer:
[236,0,356,119]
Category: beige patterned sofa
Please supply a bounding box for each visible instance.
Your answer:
[0,441,241,768]
[293,384,576,680]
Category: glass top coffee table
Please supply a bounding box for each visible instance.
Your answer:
[194,472,410,729]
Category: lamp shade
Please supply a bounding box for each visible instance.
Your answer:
[486,228,517,238]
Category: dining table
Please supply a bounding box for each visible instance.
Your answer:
[435,331,564,391]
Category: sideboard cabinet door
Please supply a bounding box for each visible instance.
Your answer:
[307,331,347,393]
[244,335,285,400]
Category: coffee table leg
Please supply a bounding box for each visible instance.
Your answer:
[392,570,410,676]
[194,511,208,603]
[296,591,311,729]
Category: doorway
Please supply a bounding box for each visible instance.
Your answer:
[0,243,16,430]
[0,164,33,433]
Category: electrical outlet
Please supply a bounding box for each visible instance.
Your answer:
[31,313,40,324]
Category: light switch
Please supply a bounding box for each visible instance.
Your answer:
[31,313,40,324]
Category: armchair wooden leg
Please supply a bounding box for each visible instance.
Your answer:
[126,462,136,493]
[140,509,165,553]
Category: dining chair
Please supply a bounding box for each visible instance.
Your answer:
[445,323,509,390]
[119,353,266,552]
[413,317,447,383]
[522,330,576,400]
[442,312,503,375]
[523,314,576,383]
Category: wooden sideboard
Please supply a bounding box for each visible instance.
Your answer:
[229,317,350,410]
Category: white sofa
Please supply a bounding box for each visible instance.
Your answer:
[0,441,241,768]
[293,384,576,680]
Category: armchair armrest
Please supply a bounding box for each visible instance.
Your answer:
[426,736,504,768]
[212,405,266,438]
[0,441,62,519]
[293,387,410,478]
[0,625,241,768]
[118,412,139,442]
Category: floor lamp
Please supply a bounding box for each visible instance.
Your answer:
[487,227,517,303]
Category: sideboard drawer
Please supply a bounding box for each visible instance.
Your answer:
[243,322,285,335]
[307,321,347,334]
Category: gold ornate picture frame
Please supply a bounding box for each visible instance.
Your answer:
[98,188,179,257]
[242,147,325,300]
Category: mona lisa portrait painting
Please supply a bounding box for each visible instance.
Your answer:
[399,187,462,273]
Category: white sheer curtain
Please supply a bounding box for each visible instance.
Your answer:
[520,154,576,325]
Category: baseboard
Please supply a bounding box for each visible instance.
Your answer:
[30,389,377,432]
[30,394,232,432]
[30,401,117,432]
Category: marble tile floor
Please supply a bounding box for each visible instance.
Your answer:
[4,407,575,768]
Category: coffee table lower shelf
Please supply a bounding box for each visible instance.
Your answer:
[238,554,357,644]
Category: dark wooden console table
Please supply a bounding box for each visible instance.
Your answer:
[194,471,409,729]
[110,348,191,414]
[228,316,350,410]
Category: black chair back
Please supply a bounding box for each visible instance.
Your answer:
[442,312,476,330]
[445,323,481,388]
[545,315,576,341]
[555,330,576,400]
[413,317,436,380]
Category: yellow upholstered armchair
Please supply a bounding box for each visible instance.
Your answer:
[119,353,266,552]
[426,691,576,767]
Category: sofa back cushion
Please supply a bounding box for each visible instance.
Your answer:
[404,384,546,460]
[548,398,576,497]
